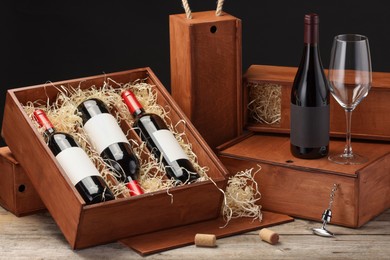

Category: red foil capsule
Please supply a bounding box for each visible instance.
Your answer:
[126,180,144,196]
[121,90,144,116]
[33,109,54,131]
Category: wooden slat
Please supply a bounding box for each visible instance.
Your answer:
[219,134,390,176]
[121,211,293,256]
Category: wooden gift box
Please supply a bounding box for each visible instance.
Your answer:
[1,67,228,249]
[0,146,45,216]
[218,133,390,228]
[244,65,390,141]
[170,11,243,149]
[218,64,390,228]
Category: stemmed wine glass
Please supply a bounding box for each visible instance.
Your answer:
[328,34,372,165]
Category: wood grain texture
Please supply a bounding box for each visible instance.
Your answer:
[170,11,242,149]
[0,147,45,217]
[0,206,389,259]
[121,211,293,255]
[244,65,390,141]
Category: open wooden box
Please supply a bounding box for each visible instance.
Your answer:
[218,65,390,228]
[243,65,390,141]
[1,67,228,249]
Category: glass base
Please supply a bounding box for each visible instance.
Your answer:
[328,153,368,165]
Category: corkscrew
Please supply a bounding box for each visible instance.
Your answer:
[312,184,339,237]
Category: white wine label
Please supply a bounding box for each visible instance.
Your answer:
[56,147,100,185]
[83,113,129,154]
[152,129,189,163]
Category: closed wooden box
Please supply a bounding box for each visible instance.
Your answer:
[218,133,390,228]
[0,147,45,216]
[1,67,228,249]
[217,64,390,228]
[244,65,390,141]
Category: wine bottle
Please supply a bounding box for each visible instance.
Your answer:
[77,98,143,196]
[290,13,330,159]
[33,109,115,204]
[121,90,200,184]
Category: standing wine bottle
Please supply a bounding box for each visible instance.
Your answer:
[290,13,330,159]
[77,98,143,196]
[33,109,115,204]
[121,90,200,184]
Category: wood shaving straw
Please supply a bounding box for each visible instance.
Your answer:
[22,79,209,198]
[222,166,262,225]
[247,83,281,125]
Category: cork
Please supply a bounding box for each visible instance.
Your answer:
[194,233,217,247]
[259,228,279,245]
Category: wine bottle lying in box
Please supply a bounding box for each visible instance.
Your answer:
[121,90,200,184]
[33,109,115,205]
[77,98,144,196]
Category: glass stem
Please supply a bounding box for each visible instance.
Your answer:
[344,109,353,157]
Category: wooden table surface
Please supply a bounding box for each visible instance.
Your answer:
[0,206,389,259]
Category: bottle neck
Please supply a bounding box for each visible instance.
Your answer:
[121,90,145,118]
[33,109,56,135]
[77,98,109,124]
[304,21,319,45]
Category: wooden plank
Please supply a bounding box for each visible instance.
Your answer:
[120,211,293,256]
[219,134,390,176]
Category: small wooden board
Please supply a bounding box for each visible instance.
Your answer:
[121,211,293,256]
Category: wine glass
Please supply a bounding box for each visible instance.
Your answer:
[328,34,372,165]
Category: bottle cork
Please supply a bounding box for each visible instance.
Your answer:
[259,228,279,245]
[194,233,217,247]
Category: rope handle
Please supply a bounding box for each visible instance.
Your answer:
[181,0,225,19]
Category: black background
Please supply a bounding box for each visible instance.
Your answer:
[1,0,389,146]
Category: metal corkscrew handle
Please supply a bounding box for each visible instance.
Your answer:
[313,184,339,237]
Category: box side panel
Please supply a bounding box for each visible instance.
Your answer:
[0,148,16,213]
[170,15,193,119]
[14,162,46,216]
[219,156,358,227]
[75,181,224,248]
[191,18,241,149]
[170,13,242,149]
[2,92,82,246]
[358,153,390,227]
